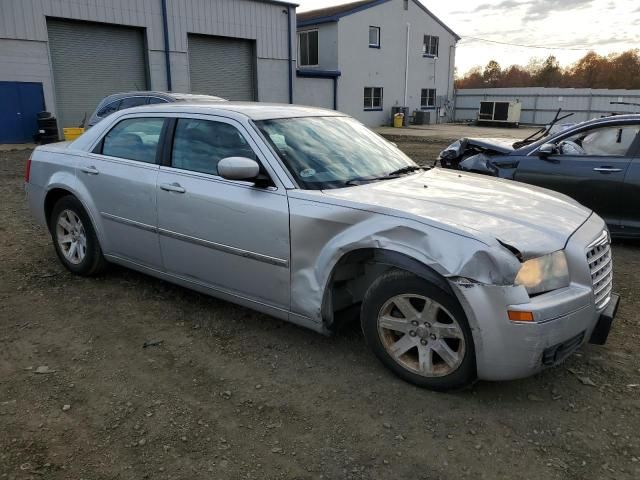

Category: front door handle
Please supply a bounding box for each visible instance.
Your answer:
[160,182,186,193]
[80,166,99,175]
[593,167,622,173]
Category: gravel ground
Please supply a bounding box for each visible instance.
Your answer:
[1,145,639,480]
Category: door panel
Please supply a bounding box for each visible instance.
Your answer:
[514,155,629,227]
[157,171,290,309]
[620,157,640,236]
[78,117,165,267]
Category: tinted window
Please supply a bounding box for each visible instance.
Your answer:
[102,118,164,163]
[97,100,121,117]
[147,97,169,105]
[558,125,640,156]
[118,96,148,110]
[171,118,256,175]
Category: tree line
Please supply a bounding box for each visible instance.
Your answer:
[455,50,640,90]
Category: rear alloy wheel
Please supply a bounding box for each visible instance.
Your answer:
[361,270,476,391]
[50,196,106,276]
[56,209,87,265]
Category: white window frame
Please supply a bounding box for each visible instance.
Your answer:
[298,29,319,67]
[369,26,380,48]
[421,88,436,109]
[364,87,383,111]
[423,35,439,57]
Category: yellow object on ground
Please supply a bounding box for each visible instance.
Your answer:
[63,127,85,141]
[393,114,404,128]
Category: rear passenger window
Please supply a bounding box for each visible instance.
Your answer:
[118,97,148,110]
[102,118,164,163]
[97,100,120,118]
[171,118,257,175]
[147,97,168,105]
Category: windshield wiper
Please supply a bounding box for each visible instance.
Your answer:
[385,165,424,177]
[344,165,425,186]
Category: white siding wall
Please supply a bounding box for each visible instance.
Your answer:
[336,0,456,126]
[0,0,295,119]
[295,77,334,109]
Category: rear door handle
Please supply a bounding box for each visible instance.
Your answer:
[593,167,622,173]
[160,182,186,193]
[80,166,99,175]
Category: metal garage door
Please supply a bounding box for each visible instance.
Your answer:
[188,35,256,101]
[47,19,147,129]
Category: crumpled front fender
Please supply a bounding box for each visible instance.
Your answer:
[288,195,521,323]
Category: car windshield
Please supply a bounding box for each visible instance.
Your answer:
[254,116,417,189]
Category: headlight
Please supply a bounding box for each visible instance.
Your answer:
[515,251,569,295]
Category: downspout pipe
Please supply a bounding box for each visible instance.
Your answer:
[161,0,172,92]
[403,22,410,107]
[287,6,293,104]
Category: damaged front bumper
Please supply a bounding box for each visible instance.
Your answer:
[450,213,618,382]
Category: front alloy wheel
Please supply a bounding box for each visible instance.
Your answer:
[361,269,476,391]
[378,294,466,377]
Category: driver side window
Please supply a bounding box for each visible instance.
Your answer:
[557,125,640,157]
[171,118,257,176]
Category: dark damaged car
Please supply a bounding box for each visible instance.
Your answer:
[438,114,640,238]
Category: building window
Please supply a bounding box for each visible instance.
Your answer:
[421,88,436,108]
[369,26,380,48]
[364,87,383,110]
[423,35,439,57]
[403,0,409,10]
[299,30,319,66]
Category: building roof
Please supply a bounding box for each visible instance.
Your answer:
[297,0,460,40]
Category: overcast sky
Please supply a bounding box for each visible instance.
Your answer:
[296,0,640,75]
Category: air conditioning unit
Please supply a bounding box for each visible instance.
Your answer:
[478,101,521,126]
[413,110,430,125]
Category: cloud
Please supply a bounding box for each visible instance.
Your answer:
[523,0,594,21]
[472,0,529,13]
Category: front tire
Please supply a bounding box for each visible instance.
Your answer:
[361,269,476,391]
[49,195,106,276]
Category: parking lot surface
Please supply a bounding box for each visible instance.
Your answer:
[1,137,639,479]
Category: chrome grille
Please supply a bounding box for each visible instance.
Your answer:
[586,231,613,309]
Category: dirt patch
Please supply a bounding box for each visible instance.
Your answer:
[1,146,639,480]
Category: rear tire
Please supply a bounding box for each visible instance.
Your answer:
[49,196,106,276]
[361,269,476,391]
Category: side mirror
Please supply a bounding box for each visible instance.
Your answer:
[218,157,260,181]
[538,143,556,158]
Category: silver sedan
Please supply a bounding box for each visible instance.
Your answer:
[25,102,619,390]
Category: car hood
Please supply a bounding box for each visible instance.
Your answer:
[465,137,515,153]
[322,168,591,258]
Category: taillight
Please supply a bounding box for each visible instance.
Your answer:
[25,157,32,183]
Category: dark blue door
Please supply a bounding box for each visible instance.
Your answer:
[0,82,45,143]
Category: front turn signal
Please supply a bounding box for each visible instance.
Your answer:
[508,310,534,322]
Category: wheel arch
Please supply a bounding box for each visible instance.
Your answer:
[43,184,105,250]
[320,247,454,330]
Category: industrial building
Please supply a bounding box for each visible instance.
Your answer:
[0,0,296,143]
[295,0,458,126]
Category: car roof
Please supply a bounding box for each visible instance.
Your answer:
[121,102,347,120]
[100,91,226,103]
